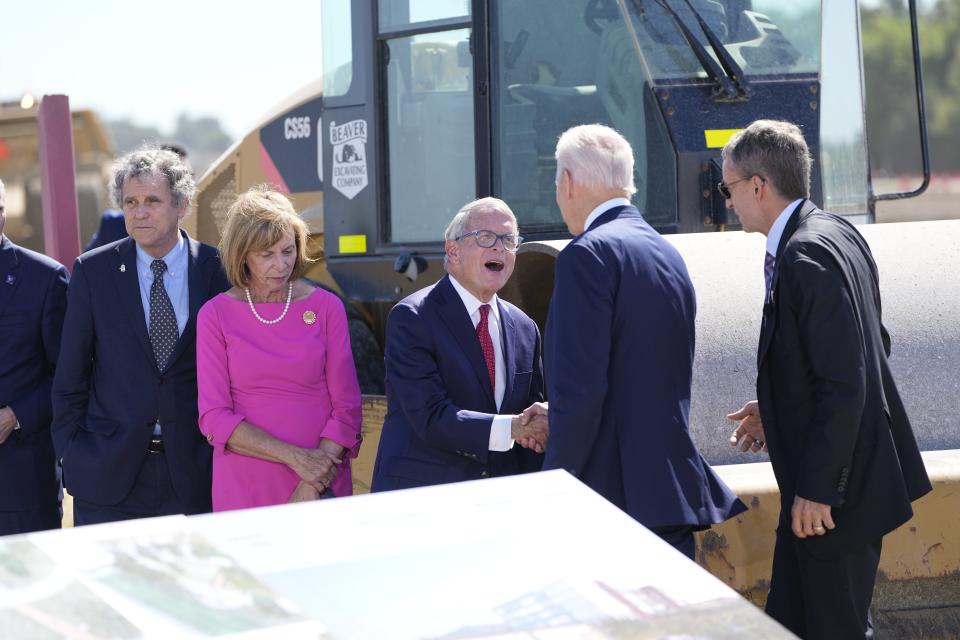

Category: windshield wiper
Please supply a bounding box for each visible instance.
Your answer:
[681,0,752,98]
[643,0,749,101]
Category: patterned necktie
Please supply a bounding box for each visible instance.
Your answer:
[476,304,496,393]
[764,251,776,299]
[150,259,179,370]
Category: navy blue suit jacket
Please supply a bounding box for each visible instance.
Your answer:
[372,275,544,490]
[52,232,229,508]
[542,205,745,528]
[85,210,127,252]
[0,237,68,512]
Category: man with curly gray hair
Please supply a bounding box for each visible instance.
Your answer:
[52,145,230,525]
[86,144,191,251]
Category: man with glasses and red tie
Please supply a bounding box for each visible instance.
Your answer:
[723,120,931,639]
[371,197,547,492]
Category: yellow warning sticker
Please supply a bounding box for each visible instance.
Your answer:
[338,235,368,254]
[704,129,743,149]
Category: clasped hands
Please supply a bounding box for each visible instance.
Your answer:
[287,438,344,503]
[512,401,549,453]
[726,400,835,538]
[0,406,18,445]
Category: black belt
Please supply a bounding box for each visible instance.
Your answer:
[148,437,165,453]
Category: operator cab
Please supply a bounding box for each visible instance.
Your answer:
[320,0,873,333]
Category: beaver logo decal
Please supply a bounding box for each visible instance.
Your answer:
[330,119,368,199]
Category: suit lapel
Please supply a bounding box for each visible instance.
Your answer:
[757,199,813,369]
[498,300,517,410]
[167,233,209,367]
[433,276,496,407]
[0,238,21,319]
[113,238,157,369]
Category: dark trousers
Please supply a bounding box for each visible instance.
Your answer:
[0,506,61,536]
[650,524,696,560]
[73,451,209,526]
[766,523,882,639]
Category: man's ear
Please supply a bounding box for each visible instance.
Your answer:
[177,199,190,221]
[560,169,573,199]
[444,239,459,265]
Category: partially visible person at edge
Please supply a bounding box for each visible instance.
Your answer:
[197,185,362,510]
[723,119,931,639]
[524,124,746,560]
[0,178,69,534]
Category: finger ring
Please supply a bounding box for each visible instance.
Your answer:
[814,525,824,532]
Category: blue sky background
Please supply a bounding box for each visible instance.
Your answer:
[1,1,323,138]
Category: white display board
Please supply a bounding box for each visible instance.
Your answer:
[1,471,794,639]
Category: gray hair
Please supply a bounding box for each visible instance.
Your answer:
[110,145,196,209]
[555,124,636,196]
[443,197,518,268]
[721,120,811,200]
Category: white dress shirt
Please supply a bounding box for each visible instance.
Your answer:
[135,234,188,435]
[135,234,189,334]
[766,199,804,258]
[448,275,514,452]
[583,197,632,234]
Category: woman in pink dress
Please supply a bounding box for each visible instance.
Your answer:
[197,186,362,511]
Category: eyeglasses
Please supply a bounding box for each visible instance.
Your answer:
[717,176,753,199]
[455,229,523,252]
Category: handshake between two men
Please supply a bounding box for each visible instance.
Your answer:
[512,402,550,453]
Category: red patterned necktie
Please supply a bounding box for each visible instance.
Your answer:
[476,304,496,392]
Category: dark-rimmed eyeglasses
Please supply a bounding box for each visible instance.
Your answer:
[455,229,523,252]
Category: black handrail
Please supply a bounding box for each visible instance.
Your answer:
[873,0,931,202]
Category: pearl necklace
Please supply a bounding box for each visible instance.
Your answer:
[245,283,293,325]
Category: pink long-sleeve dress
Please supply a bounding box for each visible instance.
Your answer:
[196,287,362,511]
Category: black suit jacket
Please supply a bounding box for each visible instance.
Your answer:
[0,237,68,511]
[758,200,931,555]
[52,232,230,508]
[372,275,544,490]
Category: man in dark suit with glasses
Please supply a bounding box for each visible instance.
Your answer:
[372,197,547,491]
[724,119,931,639]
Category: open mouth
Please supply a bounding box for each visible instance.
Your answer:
[484,260,505,273]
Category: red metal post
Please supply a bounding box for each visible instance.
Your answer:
[37,95,81,271]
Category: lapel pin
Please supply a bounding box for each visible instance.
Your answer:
[303,310,317,325]
[120,264,126,273]
[5,274,15,285]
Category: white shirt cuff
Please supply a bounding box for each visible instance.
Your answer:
[488,415,515,452]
